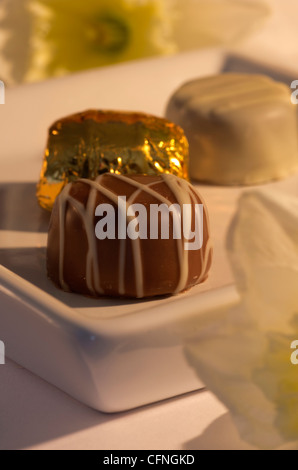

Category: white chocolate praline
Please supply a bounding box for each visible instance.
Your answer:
[166,74,298,185]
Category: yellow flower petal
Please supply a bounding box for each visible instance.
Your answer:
[26,0,175,81]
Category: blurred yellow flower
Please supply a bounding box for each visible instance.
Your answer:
[0,0,270,84]
[26,0,175,81]
[185,189,298,449]
[25,0,269,82]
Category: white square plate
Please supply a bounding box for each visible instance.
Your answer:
[0,49,297,412]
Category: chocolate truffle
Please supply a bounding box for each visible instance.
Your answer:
[166,74,298,185]
[37,110,189,211]
[47,173,212,298]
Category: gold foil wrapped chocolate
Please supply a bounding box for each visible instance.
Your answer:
[37,110,189,211]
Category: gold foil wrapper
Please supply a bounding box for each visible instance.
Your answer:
[37,110,189,211]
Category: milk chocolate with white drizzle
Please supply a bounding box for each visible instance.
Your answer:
[47,174,212,298]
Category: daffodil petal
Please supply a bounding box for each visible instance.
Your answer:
[27,0,175,81]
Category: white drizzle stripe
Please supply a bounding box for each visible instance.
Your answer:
[79,178,147,297]
[201,240,212,279]
[85,174,104,295]
[87,175,184,297]
[59,192,103,294]
[162,175,190,293]
[58,184,72,291]
[118,239,126,295]
[111,174,187,293]
[77,178,132,294]
[190,185,212,282]
[190,189,209,284]
[113,174,207,294]
[126,188,143,297]
[85,188,99,294]
[124,183,167,297]
[189,190,203,284]
[57,174,209,297]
